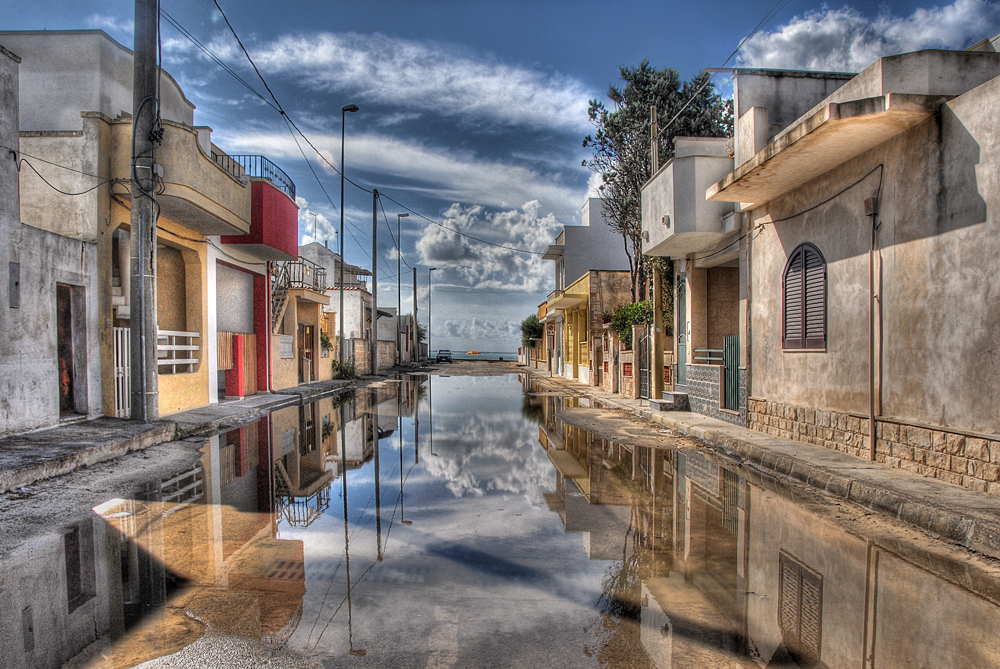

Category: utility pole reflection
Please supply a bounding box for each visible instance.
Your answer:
[340,401,365,657]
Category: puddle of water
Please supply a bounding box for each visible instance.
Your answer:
[3,374,1000,668]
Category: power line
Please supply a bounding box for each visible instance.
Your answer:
[183,3,546,258]
[378,194,412,270]
[656,0,793,141]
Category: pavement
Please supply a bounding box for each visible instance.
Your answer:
[0,376,375,494]
[525,366,1000,562]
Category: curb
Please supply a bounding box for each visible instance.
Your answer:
[0,421,177,494]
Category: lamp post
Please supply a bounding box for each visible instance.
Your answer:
[339,103,359,365]
[397,213,408,365]
[428,267,436,360]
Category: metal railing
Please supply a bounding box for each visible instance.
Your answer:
[210,150,245,180]
[157,330,200,374]
[693,348,724,363]
[228,154,296,200]
[286,258,327,292]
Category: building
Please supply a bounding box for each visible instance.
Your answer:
[642,38,1000,494]
[0,30,300,425]
[542,198,632,383]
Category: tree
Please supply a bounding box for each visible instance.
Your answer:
[583,61,733,301]
[520,314,544,346]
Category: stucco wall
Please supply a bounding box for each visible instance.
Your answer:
[0,44,104,434]
[216,262,254,334]
[0,30,194,131]
[751,74,1000,437]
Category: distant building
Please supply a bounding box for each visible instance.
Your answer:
[542,198,632,384]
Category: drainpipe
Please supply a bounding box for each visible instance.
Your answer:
[866,192,881,461]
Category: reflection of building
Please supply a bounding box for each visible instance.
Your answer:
[532,386,1000,667]
[0,418,306,668]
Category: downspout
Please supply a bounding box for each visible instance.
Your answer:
[866,167,884,461]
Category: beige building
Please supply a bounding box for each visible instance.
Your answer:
[643,38,1000,495]
[0,30,303,421]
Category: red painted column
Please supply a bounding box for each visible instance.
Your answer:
[226,334,245,398]
[254,273,269,393]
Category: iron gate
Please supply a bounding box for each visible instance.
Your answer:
[113,326,130,418]
[676,277,687,387]
[723,335,740,411]
[637,328,651,399]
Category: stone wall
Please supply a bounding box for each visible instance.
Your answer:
[748,398,1000,496]
[687,364,747,427]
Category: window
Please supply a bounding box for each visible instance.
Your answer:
[779,552,823,665]
[783,243,826,350]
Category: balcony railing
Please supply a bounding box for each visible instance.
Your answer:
[158,330,200,374]
[286,258,327,292]
[228,155,296,201]
[210,150,245,181]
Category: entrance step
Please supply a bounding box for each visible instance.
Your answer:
[649,391,689,412]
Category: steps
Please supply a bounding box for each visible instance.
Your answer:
[649,391,689,412]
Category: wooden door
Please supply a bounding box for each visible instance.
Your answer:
[298,324,314,383]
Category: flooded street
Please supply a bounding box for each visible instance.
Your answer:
[4,372,1000,668]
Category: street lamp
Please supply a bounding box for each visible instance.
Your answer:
[428,267,437,360]
[397,213,408,365]
[339,103,359,365]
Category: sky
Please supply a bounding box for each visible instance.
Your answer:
[3,0,1000,351]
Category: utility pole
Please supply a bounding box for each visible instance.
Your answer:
[371,189,379,375]
[397,213,408,366]
[412,267,418,361]
[130,0,160,421]
[650,104,659,174]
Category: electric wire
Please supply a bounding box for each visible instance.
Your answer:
[181,3,544,258]
[655,0,794,141]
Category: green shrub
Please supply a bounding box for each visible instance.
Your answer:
[609,300,654,349]
[332,360,355,380]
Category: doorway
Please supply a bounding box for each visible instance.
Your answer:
[57,284,75,415]
[298,324,315,383]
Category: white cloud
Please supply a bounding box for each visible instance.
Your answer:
[217,129,583,222]
[738,0,1000,72]
[248,32,593,132]
[415,201,561,292]
[86,14,134,40]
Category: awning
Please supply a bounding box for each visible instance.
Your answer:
[542,244,564,260]
[707,94,946,204]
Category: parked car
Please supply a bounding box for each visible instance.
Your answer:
[436,349,453,363]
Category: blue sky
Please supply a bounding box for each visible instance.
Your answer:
[3,0,1000,350]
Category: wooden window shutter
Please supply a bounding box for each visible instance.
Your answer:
[779,551,823,664]
[783,244,826,350]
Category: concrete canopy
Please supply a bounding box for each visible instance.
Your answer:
[706,94,942,204]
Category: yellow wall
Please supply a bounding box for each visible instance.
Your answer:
[156,217,210,417]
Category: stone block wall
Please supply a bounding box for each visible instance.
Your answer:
[687,364,747,427]
[748,398,1000,496]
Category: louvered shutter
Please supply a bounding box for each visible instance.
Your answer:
[783,244,826,350]
[779,552,824,665]
[783,250,804,349]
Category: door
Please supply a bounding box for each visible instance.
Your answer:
[298,324,314,383]
[57,283,76,415]
[676,278,687,388]
[637,328,651,399]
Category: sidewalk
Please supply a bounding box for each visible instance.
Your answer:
[526,368,1000,561]
[0,378,363,494]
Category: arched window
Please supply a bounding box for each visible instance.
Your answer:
[783,243,826,350]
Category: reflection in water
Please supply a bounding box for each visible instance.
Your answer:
[4,374,1000,668]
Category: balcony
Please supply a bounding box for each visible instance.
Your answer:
[641,137,735,258]
[285,258,330,305]
[144,121,251,235]
[221,156,299,261]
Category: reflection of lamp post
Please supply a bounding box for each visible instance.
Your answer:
[338,103,359,364]
[372,389,383,561]
[428,267,437,359]
[339,401,365,657]
[430,375,437,457]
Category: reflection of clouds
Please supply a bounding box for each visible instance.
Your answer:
[420,378,554,501]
